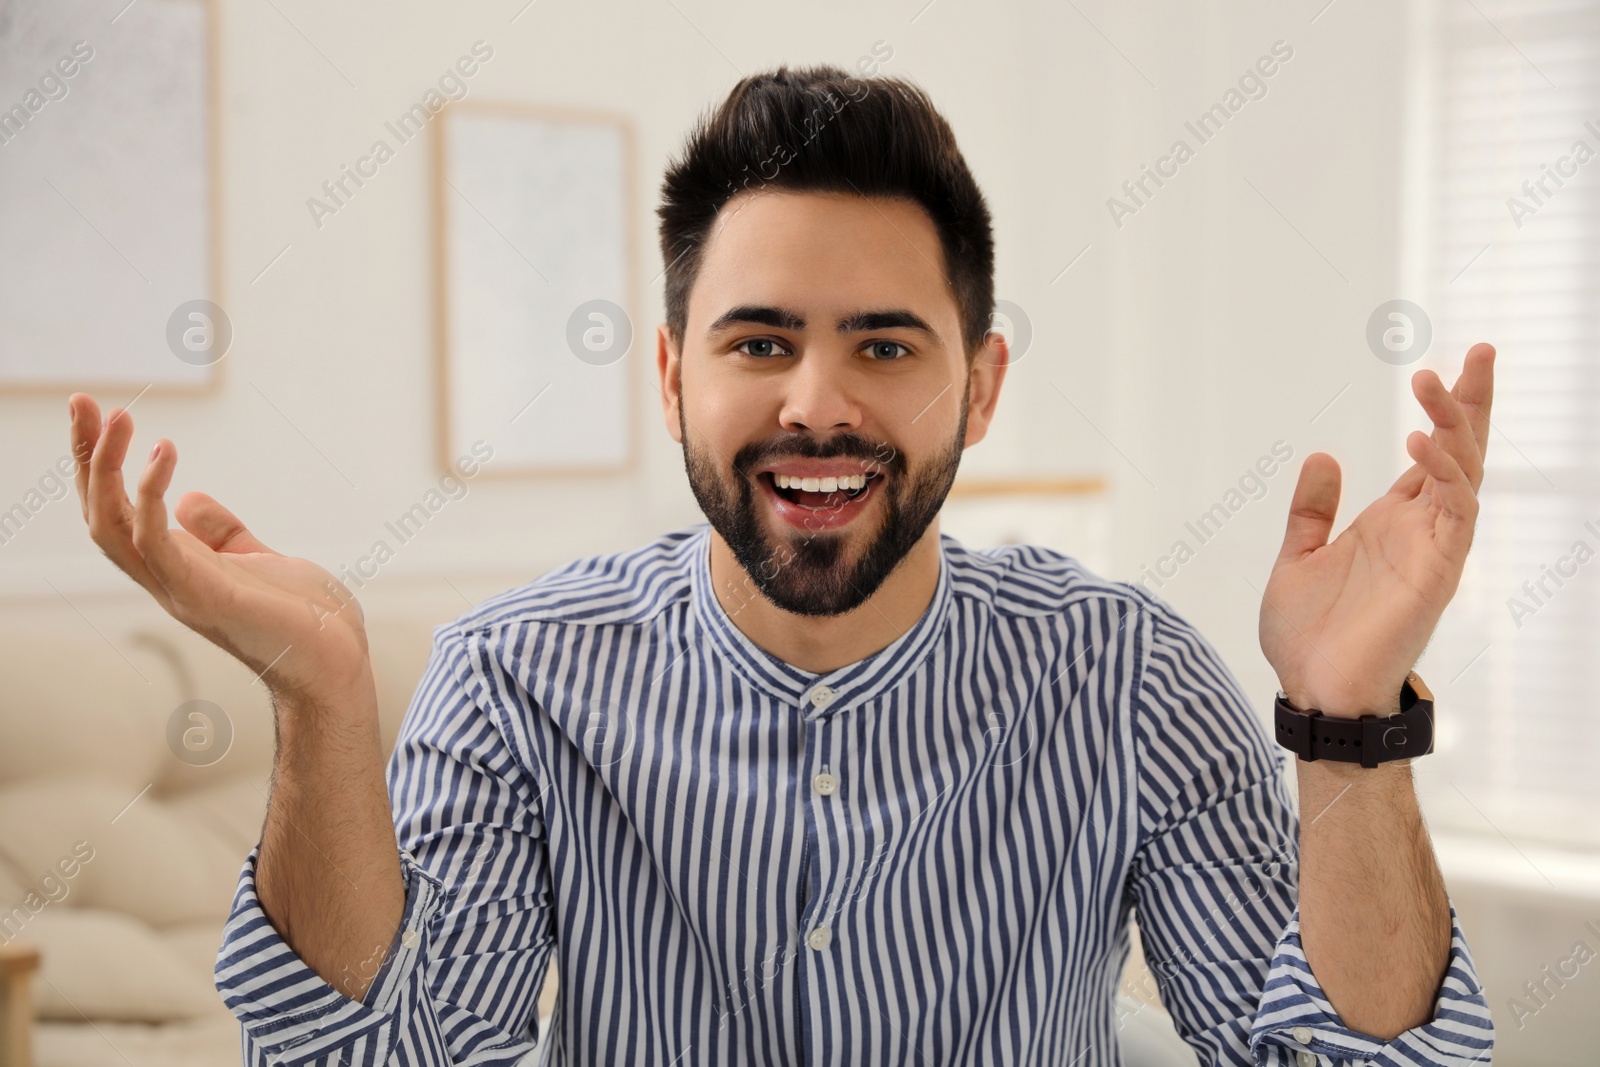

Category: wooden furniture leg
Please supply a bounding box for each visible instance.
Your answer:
[0,941,40,1067]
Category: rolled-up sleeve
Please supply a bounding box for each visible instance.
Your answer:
[213,622,558,1065]
[1124,588,1494,1067]
[1250,901,1493,1067]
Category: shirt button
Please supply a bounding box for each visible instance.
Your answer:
[806,926,832,950]
[813,769,838,796]
[1292,1026,1313,1044]
[807,685,837,709]
[400,929,419,948]
[1295,1051,1316,1067]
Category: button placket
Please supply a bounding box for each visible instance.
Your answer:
[800,713,844,971]
[793,711,839,1063]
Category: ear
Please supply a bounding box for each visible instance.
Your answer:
[657,323,684,443]
[961,330,1009,449]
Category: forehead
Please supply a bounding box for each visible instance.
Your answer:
[687,190,956,332]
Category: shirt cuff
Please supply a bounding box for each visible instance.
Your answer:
[1249,901,1494,1067]
[212,844,445,1063]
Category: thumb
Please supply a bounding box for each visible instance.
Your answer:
[1277,452,1341,563]
[174,492,277,555]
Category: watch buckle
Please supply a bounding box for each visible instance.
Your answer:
[1277,695,1317,762]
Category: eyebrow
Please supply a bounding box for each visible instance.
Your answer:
[705,305,937,340]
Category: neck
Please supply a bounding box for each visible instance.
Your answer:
[707,521,943,674]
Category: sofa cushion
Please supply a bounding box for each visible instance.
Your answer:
[0,852,41,942]
[33,1014,243,1067]
[0,626,181,791]
[157,918,230,983]
[162,777,270,858]
[147,627,278,794]
[23,907,223,1023]
[0,778,241,927]
[0,852,30,913]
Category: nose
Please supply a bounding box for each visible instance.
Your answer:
[777,351,863,434]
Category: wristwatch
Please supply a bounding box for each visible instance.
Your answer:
[1273,671,1434,768]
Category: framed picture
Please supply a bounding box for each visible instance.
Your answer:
[0,0,223,394]
[434,101,639,477]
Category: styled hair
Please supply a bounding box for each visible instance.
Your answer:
[656,63,995,359]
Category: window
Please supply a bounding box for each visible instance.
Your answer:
[1411,0,1600,850]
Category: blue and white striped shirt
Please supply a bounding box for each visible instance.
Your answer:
[214,522,1494,1066]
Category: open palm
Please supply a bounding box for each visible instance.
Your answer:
[70,393,374,704]
[1260,343,1495,718]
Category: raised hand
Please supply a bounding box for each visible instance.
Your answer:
[69,393,375,706]
[1259,342,1496,718]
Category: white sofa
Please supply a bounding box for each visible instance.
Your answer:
[0,575,560,1067]
[0,576,1182,1067]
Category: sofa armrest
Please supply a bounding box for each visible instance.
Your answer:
[0,941,39,1067]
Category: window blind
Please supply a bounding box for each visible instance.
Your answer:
[1416,0,1600,850]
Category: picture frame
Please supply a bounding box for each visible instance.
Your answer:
[433,100,640,478]
[0,0,223,396]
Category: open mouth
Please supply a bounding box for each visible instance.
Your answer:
[763,470,879,510]
[754,468,884,531]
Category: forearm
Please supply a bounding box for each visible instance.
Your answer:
[255,680,406,1003]
[1295,756,1452,1040]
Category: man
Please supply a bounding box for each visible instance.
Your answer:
[69,64,1496,1065]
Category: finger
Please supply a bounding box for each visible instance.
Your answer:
[1406,431,1477,561]
[1385,458,1426,499]
[175,491,276,555]
[1413,368,1484,492]
[132,438,189,593]
[85,406,163,591]
[1277,452,1342,563]
[1451,342,1496,469]
[68,393,103,522]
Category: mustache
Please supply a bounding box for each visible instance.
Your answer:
[731,432,902,479]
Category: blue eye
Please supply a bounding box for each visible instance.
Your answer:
[867,341,910,361]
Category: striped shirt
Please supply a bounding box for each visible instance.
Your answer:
[214,522,1494,1066]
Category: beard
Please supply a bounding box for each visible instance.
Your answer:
[679,387,968,618]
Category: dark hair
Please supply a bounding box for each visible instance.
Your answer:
[656,63,995,359]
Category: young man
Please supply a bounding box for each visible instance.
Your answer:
[69,65,1496,1066]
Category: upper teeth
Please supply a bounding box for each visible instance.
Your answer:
[775,473,869,492]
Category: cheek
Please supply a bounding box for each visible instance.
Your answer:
[888,390,961,457]
[683,372,771,451]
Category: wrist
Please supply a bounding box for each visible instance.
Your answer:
[1280,685,1402,719]
[1296,756,1421,835]
[270,671,381,736]
[1298,753,1414,787]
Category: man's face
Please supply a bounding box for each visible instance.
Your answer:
[657,190,1006,617]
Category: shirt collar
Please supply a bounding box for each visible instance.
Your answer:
[688,523,954,719]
